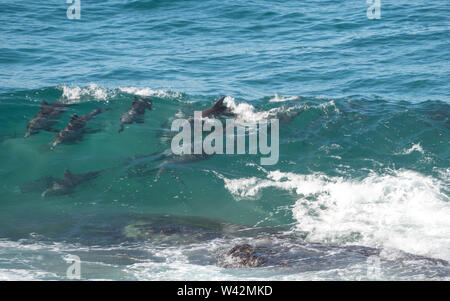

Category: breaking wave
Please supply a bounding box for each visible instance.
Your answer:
[217,169,450,261]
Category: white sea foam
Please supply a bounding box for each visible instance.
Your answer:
[269,93,299,102]
[0,268,57,281]
[218,169,450,261]
[319,143,343,154]
[223,96,339,124]
[397,143,425,155]
[223,96,272,123]
[60,83,110,102]
[58,84,183,103]
[118,86,181,99]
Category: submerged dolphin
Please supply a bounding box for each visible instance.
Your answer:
[119,96,152,133]
[51,108,108,149]
[25,100,72,138]
[124,145,210,179]
[20,169,102,197]
[43,169,102,197]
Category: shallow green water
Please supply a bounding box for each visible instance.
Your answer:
[0,1,449,280]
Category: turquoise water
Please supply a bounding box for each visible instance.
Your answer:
[0,1,449,280]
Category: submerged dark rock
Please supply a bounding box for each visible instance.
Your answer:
[122,215,236,245]
[219,240,449,273]
[224,244,271,267]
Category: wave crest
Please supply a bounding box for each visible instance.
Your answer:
[217,169,450,261]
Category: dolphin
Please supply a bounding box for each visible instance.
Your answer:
[199,97,234,119]
[156,97,234,146]
[40,169,102,197]
[51,108,108,149]
[25,100,72,138]
[119,96,152,133]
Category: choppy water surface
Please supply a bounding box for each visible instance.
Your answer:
[0,1,449,280]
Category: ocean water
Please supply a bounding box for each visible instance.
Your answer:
[0,0,449,280]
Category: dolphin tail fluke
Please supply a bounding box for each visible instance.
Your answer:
[118,125,124,133]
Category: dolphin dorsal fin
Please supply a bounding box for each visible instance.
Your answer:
[63,169,73,179]
[213,97,226,109]
[42,100,48,105]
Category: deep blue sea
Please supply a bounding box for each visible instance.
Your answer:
[0,0,449,280]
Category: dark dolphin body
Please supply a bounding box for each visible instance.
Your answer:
[119,96,152,133]
[200,97,234,118]
[25,100,72,138]
[188,97,234,120]
[51,108,108,149]
[21,169,102,197]
[42,169,102,197]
